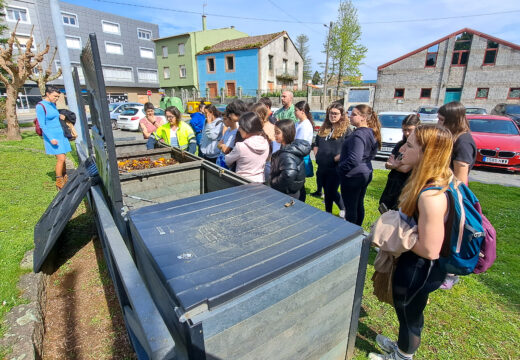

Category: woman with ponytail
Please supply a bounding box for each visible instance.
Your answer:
[338,104,381,225]
[225,112,271,182]
[370,125,452,360]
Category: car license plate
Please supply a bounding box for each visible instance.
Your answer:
[483,157,508,164]
[381,146,393,152]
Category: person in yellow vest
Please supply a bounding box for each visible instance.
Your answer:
[152,106,197,153]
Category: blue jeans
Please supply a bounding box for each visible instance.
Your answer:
[146,136,157,150]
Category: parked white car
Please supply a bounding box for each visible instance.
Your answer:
[117,107,166,131]
[377,111,415,158]
[416,106,439,123]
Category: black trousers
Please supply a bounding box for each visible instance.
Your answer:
[340,172,372,225]
[315,166,323,193]
[317,166,344,213]
[201,154,217,164]
[392,251,447,354]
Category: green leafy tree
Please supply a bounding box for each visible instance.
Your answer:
[326,0,367,92]
[295,34,312,83]
[311,71,321,85]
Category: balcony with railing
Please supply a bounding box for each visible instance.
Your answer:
[275,68,298,81]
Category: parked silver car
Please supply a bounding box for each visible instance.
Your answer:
[416,106,439,123]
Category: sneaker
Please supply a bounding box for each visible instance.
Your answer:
[369,352,397,360]
[369,350,412,360]
[376,334,397,353]
[310,191,322,197]
[339,210,345,218]
[440,275,460,290]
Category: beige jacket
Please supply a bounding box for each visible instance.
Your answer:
[367,210,418,273]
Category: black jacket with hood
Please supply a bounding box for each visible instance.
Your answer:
[270,139,311,197]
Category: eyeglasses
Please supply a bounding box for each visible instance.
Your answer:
[329,111,341,116]
[166,115,175,119]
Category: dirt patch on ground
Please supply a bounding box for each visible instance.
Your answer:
[42,205,136,359]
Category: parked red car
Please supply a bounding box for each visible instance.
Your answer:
[468,115,520,172]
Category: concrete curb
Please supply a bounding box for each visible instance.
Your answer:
[0,250,48,360]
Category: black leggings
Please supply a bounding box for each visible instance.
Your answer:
[340,173,372,225]
[317,166,344,213]
[392,251,447,354]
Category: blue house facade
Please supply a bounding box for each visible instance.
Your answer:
[197,49,259,97]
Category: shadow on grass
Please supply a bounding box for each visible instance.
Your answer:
[354,306,380,356]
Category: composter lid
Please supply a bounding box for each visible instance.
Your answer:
[33,157,99,272]
[128,183,362,312]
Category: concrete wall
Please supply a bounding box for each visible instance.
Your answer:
[197,49,259,97]
[258,35,304,92]
[374,33,520,113]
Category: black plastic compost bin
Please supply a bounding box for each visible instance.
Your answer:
[127,183,369,360]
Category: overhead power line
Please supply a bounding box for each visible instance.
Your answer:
[90,1,520,27]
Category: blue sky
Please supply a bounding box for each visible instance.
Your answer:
[63,0,520,80]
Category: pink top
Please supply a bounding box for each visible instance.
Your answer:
[140,116,165,134]
[225,135,269,183]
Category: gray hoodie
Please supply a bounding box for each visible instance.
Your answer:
[199,118,224,158]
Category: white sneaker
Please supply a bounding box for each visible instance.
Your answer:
[376,334,397,353]
[339,210,345,218]
[369,352,396,360]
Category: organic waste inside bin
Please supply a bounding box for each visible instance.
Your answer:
[118,157,178,172]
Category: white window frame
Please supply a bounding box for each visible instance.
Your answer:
[163,66,170,80]
[65,35,82,50]
[137,28,152,41]
[55,61,85,84]
[101,20,121,35]
[102,65,134,82]
[179,65,187,79]
[139,47,155,59]
[137,68,158,83]
[61,11,78,27]
[105,41,124,55]
[13,33,36,51]
[178,43,185,56]
[5,6,30,24]
[162,46,168,58]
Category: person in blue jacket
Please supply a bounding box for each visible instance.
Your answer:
[338,104,381,225]
[36,85,72,190]
[189,102,206,150]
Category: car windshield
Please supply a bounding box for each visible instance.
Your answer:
[505,105,520,114]
[312,112,326,122]
[418,107,438,114]
[108,103,119,111]
[469,119,519,135]
[154,108,165,116]
[380,114,408,128]
[121,109,139,116]
[466,108,486,114]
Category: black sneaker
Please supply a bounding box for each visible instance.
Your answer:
[310,191,323,197]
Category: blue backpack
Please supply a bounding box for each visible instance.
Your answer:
[422,181,485,275]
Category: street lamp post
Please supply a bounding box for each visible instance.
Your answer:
[322,21,333,110]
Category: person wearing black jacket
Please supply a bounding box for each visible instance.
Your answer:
[270,119,311,199]
[379,114,420,211]
[313,103,351,215]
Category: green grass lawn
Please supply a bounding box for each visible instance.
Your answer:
[1,135,519,359]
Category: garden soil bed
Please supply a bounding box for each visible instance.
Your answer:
[42,205,136,359]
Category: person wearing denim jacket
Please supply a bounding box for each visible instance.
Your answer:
[199,105,224,163]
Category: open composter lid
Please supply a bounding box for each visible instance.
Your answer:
[33,157,99,273]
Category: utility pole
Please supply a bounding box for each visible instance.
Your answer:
[322,21,333,110]
[49,0,85,159]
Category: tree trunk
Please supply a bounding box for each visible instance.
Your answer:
[5,85,22,141]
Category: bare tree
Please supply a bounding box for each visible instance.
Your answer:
[0,21,50,140]
[28,46,62,96]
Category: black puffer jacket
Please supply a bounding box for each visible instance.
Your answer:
[270,139,311,196]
